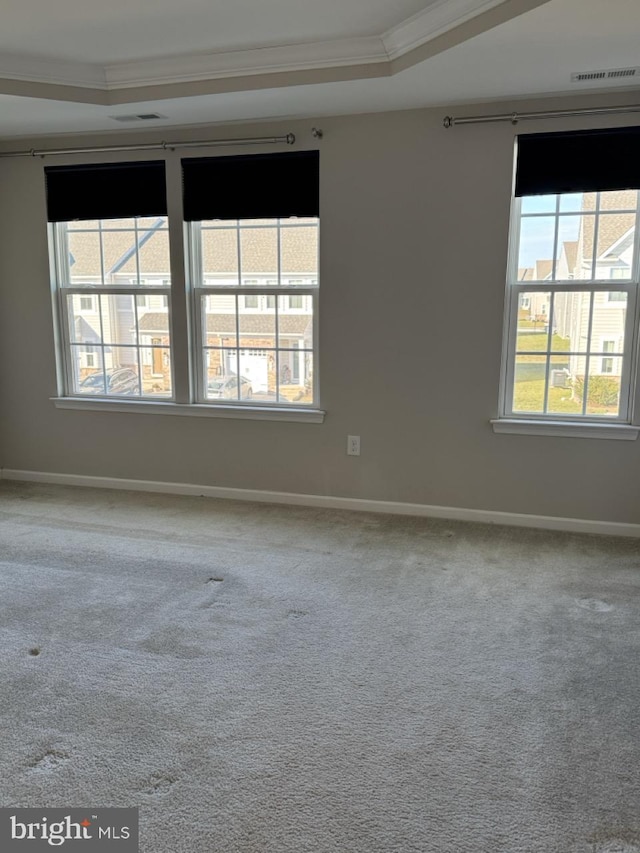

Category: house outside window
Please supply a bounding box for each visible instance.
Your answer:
[189,218,318,404]
[497,127,640,436]
[46,150,321,417]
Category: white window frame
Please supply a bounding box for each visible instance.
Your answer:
[48,161,324,424]
[494,192,640,440]
[50,218,173,400]
[188,218,320,409]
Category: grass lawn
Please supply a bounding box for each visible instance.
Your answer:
[514,378,619,415]
[517,333,570,353]
[514,379,581,414]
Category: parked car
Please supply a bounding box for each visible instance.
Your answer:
[80,368,139,396]
[207,375,253,399]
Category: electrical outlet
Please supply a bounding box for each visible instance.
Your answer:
[347,435,360,456]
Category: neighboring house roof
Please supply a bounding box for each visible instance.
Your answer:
[528,191,636,280]
[579,190,637,268]
[518,267,534,281]
[67,219,318,279]
[562,240,578,271]
[599,226,634,262]
[534,259,553,280]
[138,311,311,337]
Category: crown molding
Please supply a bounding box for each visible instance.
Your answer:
[383,0,507,59]
[105,37,389,89]
[0,0,539,100]
[0,52,105,89]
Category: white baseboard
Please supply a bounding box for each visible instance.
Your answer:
[1,467,639,538]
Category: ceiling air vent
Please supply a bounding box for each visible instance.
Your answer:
[109,113,166,122]
[571,67,639,83]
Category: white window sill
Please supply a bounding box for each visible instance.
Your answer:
[491,418,639,440]
[52,397,325,424]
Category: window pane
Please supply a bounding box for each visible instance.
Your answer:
[202,225,239,285]
[278,351,313,404]
[70,345,106,392]
[238,350,271,400]
[137,226,170,281]
[595,214,635,280]
[521,196,557,214]
[555,216,581,280]
[140,347,172,397]
[278,295,313,351]
[516,292,551,348]
[204,294,237,348]
[599,189,638,212]
[592,292,627,353]
[585,365,622,417]
[518,217,556,278]
[280,223,318,279]
[205,349,240,400]
[67,230,102,284]
[551,291,591,353]
[240,226,278,282]
[559,193,590,213]
[512,355,546,413]
[67,220,101,231]
[137,216,168,230]
[546,355,579,416]
[238,297,275,349]
[67,295,103,344]
[101,229,137,282]
[72,348,140,398]
[98,294,138,346]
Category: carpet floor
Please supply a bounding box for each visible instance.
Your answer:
[0,481,639,852]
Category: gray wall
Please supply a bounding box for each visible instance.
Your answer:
[1,95,639,523]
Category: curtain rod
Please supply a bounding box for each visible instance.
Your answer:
[443,103,640,128]
[0,133,296,159]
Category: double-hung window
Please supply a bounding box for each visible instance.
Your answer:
[498,126,640,436]
[47,150,321,415]
[182,151,319,407]
[47,161,172,399]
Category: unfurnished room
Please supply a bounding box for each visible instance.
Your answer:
[0,1,639,851]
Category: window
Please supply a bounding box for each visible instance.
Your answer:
[601,340,617,375]
[47,150,321,417]
[498,127,640,433]
[182,150,319,408]
[78,296,95,312]
[190,219,318,404]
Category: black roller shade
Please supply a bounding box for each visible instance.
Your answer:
[45,161,167,222]
[182,150,319,221]
[515,126,640,197]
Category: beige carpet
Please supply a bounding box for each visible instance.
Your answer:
[0,481,639,853]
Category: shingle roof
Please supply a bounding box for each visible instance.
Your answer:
[580,190,637,266]
[534,259,553,280]
[518,267,534,281]
[562,240,578,272]
[138,311,311,337]
[67,220,318,279]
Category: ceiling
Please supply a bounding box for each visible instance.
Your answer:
[0,0,639,139]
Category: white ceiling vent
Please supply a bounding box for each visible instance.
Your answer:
[109,113,166,122]
[571,67,639,84]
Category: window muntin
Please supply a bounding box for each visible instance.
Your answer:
[54,218,173,399]
[503,190,640,422]
[191,218,318,407]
